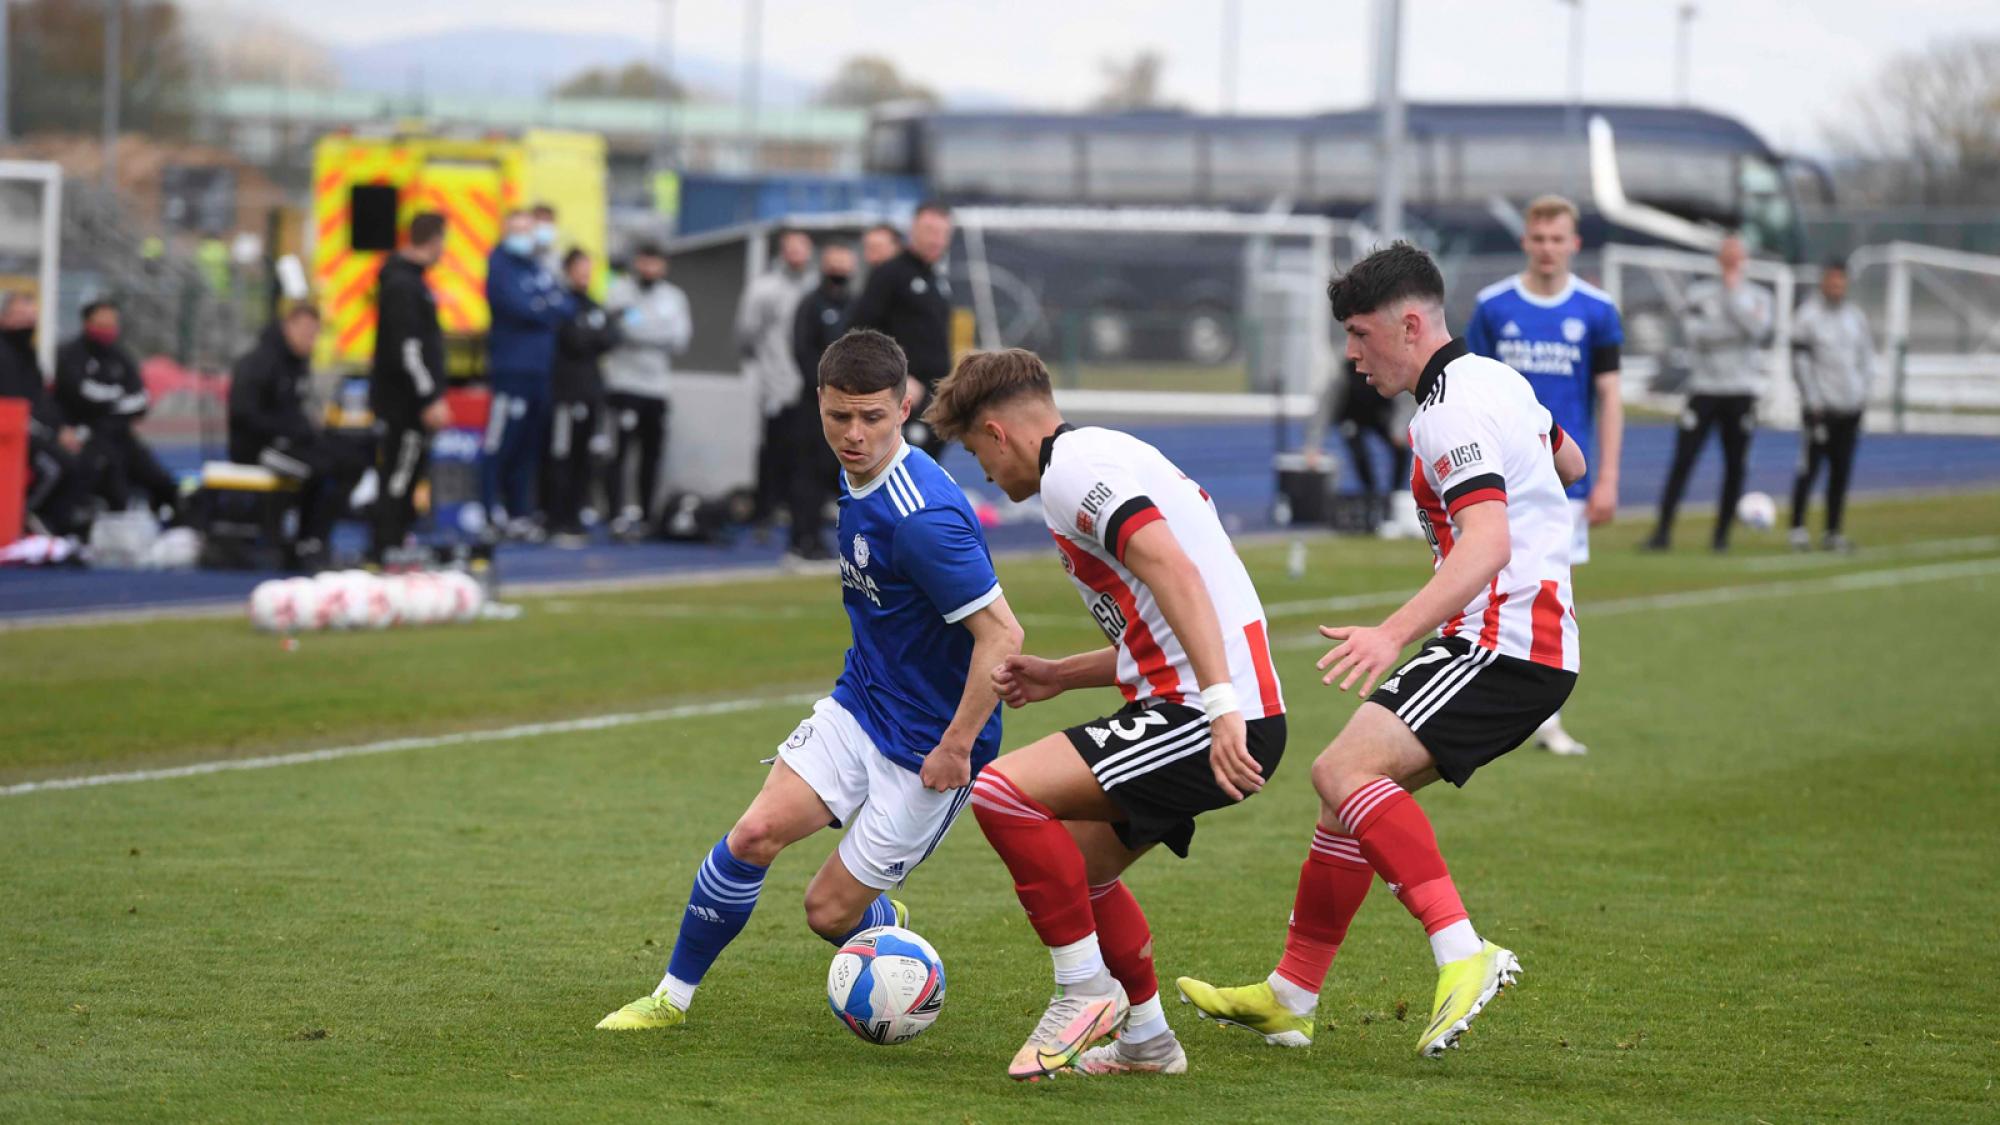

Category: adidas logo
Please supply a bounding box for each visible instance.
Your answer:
[687,905,723,924]
[1501,320,1522,337]
[886,861,906,879]
[1380,676,1402,694]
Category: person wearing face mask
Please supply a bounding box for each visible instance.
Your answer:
[548,248,621,545]
[55,298,181,522]
[0,292,92,536]
[739,227,817,531]
[781,243,857,562]
[484,208,574,540]
[844,202,955,459]
[602,242,692,539]
[531,202,562,275]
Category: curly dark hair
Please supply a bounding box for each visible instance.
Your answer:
[1326,241,1445,321]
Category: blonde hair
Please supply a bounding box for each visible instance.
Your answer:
[1524,194,1580,227]
[922,349,1055,442]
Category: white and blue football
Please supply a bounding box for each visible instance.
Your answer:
[826,925,946,1045]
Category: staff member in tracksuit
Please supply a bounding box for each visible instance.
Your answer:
[738,227,815,527]
[227,305,368,567]
[55,298,181,523]
[483,209,573,540]
[779,242,855,562]
[843,201,954,457]
[602,243,692,539]
[367,211,451,566]
[548,249,620,544]
[1644,234,1774,553]
[1787,261,1875,552]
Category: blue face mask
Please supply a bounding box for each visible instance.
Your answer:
[504,233,535,257]
[534,222,557,249]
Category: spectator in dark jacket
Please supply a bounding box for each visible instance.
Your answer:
[484,209,573,539]
[368,212,450,565]
[0,292,91,535]
[780,244,855,561]
[228,305,368,565]
[844,202,954,456]
[55,298,180,521]
[548,249,620,543]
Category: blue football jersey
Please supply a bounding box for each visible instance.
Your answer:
[1464,276,1624,498]
[831,442,1005,775]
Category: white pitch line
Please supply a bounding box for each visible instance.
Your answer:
[1272,555,2000,651]
[9,556,1996,801]
[0,690,821,799]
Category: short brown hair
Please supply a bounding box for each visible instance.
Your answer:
[819,328,908,398]
[407,212,446,248]
[923,348,1054,442]
[1524,194,1580,227]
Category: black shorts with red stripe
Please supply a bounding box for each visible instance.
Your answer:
[1062,702,1286,858]
[1365,635,1575,785]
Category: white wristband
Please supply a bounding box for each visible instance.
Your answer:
[1200,682,1241,721]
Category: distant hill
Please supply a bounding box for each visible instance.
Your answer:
[330,25,818,103]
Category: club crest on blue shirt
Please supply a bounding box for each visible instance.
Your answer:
[1562,317,1587,343]
[852,534,870,568]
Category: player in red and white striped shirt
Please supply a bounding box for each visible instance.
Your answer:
[924,348,1288,1080]
[1179,243,1585,1060]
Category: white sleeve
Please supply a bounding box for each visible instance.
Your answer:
[1416,399,1510,516]
[1041,447,1162,561]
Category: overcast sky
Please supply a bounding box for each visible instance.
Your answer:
[214,0,2000,154]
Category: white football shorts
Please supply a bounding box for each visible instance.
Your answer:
[776,697,972,890]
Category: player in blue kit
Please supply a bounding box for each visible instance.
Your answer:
[1465,194,1623,756]
[597,328,1025,1030]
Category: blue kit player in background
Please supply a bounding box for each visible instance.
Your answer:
[1465,194,1622,757]
[597,328,1025,1030]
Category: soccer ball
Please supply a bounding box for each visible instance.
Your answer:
[248,578,304,632]
[1736,490,1777,531]
[826,926,945,1045]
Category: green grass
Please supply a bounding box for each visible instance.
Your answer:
[3,492,1997,1122]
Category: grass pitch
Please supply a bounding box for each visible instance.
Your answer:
[3,493,1996,1123]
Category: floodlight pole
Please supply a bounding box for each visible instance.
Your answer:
[1372,0,1405,241]
[103,0,122,192]
[0,8,10,143]
[657,0,678,167]
[740,0,762,173]
[1675,4,1697,106]
[1220,0,1240,115]
[1560,0,1584,139]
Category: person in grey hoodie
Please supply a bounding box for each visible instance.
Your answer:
[602,243,692,539]
[1787,261,1875,552]
[737,228,816,526]
[1645,234,1774,552]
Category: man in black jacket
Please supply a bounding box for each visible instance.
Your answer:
[844,202,954,456]
[780,243,855,561]
[55,298,180,521]
[228,305,368,564]
[548,249,620,543]
[367,212,451,565]
[0,292,91,535]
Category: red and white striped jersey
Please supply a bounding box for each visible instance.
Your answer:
[1038,425,1285,718]
[1408,339,1581,672]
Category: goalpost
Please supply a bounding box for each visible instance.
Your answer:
[0,160,64,374]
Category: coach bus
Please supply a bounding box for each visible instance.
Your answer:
[866,102,1805,258]
[864,103,1808,363]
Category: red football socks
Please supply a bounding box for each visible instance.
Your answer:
[970,770,1095,948]
[1337,777,1469,936]
[1274,826,1375,993]
[1088,879,1158,1005]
